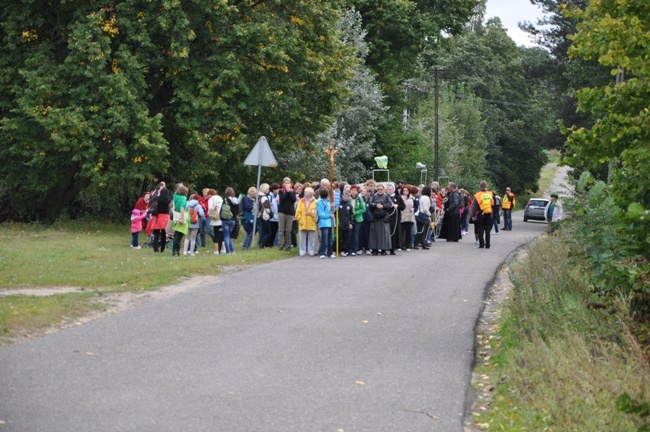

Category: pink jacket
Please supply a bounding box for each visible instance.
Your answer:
[131,209,147,233]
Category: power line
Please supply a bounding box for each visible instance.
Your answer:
[402,81,536,108]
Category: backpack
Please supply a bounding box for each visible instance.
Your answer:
[220,200,233,220]
[190,207,199,224]
[208,201,220,221]
[494,194,502,208]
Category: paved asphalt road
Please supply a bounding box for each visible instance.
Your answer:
[0,213,547,432]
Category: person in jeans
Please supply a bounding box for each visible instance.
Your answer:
[183,194,204,256]
[241,186,257,250]
[277,178,296,251]
[316,188,334,258]
[502,187,516,231]
[199,188,214,247]
[350,185,366,256]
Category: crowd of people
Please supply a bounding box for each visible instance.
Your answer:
[129,177,518,257]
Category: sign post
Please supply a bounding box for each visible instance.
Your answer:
[244,136,277,248]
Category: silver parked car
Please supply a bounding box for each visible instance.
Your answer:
[523,198,550,222]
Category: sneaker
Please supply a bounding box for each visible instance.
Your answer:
[330,254,336,258]
[351,252,356,256]
[189,252,195,256]
[320,255,326,259]
[406,248,411,252]
[341,252,348,257]
[213,251,219,255]
[494,232,499,235]
[474,240,479,245]
[134,246,141,250]
[366,250,372,255]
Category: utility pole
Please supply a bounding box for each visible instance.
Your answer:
[609,66,625,184]
[434,67,440,182]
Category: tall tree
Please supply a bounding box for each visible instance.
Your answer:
[0,0,356,220]
[278,9,387,184]
[390,82,487,189]
[520,0,611,156]
[561,0,650,314]
[439,18,551,194]
[563,1,650,217]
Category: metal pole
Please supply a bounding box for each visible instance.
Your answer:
[434,67,440,182]
[251,163,261,248]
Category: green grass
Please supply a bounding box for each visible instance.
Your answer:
[472,235,650,431]
[0,293,101,344]
[0,221,292,291]
[0,220,294,343]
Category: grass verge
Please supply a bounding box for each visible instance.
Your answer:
[0,220,294,343]
[471,235,650,431]
[0,293,102,344]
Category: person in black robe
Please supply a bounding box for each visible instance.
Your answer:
[444,183,462,242]
[386,183,405,255]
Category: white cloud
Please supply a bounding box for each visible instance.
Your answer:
[485,0,548,47]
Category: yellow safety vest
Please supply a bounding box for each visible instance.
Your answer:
[502,193,515,210]
[474,191,493,214]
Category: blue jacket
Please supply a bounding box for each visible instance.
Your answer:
[316,198,332,228]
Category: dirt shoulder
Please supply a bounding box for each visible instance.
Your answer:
[464,249,525,431]
[2,265,248,345]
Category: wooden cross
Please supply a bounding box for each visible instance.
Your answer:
[324,143,338,203]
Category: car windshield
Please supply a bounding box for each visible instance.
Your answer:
[529,200,549,207]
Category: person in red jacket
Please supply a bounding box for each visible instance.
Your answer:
[199,188,214,248]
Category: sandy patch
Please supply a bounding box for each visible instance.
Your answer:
[3,265,248,344]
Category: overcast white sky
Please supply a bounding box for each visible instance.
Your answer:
[485,0,547,47]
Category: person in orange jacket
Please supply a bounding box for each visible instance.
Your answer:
[469,181,494,249]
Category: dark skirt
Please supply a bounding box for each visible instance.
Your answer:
[445,213,461,242]
[369,221,392,251]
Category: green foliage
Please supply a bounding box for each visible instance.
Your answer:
[473,235,650,431]
[439,19,550,194]
[617,393,650,432]
[562,0,650,212]
[348,0,479,86]
[277,9,387,184]
[405,85,488,189]
[559,1,650,320]
[562,172,650,321]
[0,0,356,220]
